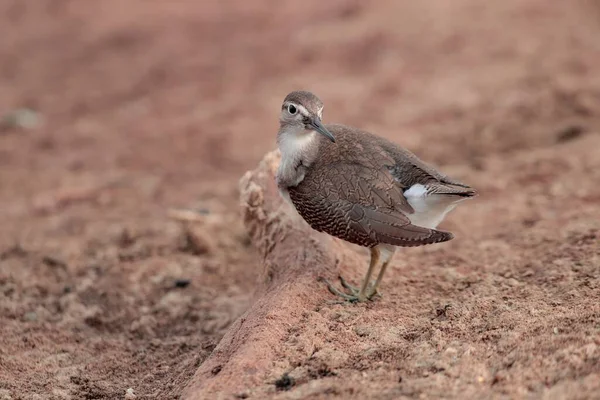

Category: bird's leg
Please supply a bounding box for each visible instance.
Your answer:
[319,247,380,303]
[355,247,380,302]
[339,248,381,299]
[366,248,396,299]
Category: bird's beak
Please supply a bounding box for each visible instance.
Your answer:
[310,117,336,143]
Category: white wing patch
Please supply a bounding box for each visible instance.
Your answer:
[403,184,465,229]
[404,183,428,199]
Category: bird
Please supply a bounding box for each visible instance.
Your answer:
[275,90,477,302]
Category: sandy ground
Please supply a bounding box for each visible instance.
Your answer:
[0,0,599,399]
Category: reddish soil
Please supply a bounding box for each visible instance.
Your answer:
[1,0,599,399]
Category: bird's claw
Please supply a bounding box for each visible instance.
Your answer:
[318,276,379,303]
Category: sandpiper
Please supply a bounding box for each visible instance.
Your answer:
[275,90,476,302]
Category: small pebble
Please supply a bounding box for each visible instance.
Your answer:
[124,388,136,399]
[353,325,371,337]
[174,279,191,288]
[274,373,295,391]
[1,108,40,130]
[24,312,38,322]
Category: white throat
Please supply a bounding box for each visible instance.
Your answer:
[276,127,319,191]
[278,127,316,161]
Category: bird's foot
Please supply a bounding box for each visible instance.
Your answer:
[318,276,376,303]
[318,276,363,302]
[340,275,382,300]
[338,275,360,295]
[366,286,382,299]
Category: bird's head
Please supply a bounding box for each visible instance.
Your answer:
[278,90,335,143]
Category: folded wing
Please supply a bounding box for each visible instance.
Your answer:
[288,161,454,248]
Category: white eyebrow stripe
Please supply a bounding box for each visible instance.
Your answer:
[297,104,310,116]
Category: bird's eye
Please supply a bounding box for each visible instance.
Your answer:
[288,104,297,115]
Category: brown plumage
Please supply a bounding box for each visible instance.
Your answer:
[288,124,476,248]
[275,91,476,302]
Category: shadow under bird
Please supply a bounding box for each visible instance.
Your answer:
[275,90,477,302]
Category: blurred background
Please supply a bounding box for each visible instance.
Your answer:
[1,0,599,398]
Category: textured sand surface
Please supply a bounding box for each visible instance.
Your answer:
[1,0,599,399]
